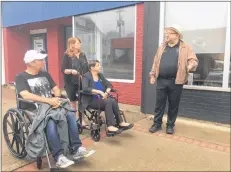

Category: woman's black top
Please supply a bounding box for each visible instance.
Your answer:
[61,52,88,85]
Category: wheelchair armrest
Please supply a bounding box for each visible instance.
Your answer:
[78,90,95,96]
[18,98,39,109]
[18,98,37,104]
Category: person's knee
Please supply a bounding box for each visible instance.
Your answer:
[66,111,78,129]
[66,111,76,121]
[47,119,57,135]
[106,98,114,104]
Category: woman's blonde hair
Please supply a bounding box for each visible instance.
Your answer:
[65,37,81,57]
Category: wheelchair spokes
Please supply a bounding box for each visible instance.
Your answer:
[90,129,100,142]
[77,105,129,141]
[3,108,28,158]
[77,109,105,142]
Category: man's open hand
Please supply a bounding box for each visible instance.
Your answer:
[47,97,61,108]
[187,64,194,72]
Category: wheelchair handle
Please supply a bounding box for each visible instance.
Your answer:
[110,88,117,93]
[109,89,119,102]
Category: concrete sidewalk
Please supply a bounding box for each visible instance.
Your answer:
[15,119,230,171]
[1,86,230,171]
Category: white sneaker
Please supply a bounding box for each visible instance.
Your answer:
[73,147,96,161]
[56,154,74,168]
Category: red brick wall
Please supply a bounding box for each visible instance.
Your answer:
[4,4,144,106]
[3,27,30,83]
[3,17,71,85]
[47,25,65,88]
[111,3,144,106]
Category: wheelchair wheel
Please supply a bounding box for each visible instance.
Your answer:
[77,122,83,134]
[91,129,100,142]
[3,108,29,159]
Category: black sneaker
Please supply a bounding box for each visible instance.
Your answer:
[149,124,162,133]
[166,126,174,134]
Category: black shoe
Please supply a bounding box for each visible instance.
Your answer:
[107,129,122,137]
[166,126,174,134]
[119,124,134,131]
[149,124,162,133]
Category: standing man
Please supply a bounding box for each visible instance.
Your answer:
[149,25,198,134]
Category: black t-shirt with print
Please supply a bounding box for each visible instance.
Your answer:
[15,71,56,110]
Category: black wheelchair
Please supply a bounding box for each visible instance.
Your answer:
[76,88,128,142]
[3,83,71,171]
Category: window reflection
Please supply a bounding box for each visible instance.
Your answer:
[74,6,135,80]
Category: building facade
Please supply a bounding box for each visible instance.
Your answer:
[2,2,230,124]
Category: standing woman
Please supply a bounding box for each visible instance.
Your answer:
[61,37,89,126]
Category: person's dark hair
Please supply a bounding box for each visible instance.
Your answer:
[88,60,100,71]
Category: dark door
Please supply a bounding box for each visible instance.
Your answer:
[30,33,48,71]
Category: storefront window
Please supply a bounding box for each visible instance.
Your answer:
[74,6,135,80]
[64,26,72,50]
[165,2,229,87]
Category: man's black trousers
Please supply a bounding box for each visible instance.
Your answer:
[153,77,183,127]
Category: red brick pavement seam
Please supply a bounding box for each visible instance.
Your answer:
[132,123,230,153]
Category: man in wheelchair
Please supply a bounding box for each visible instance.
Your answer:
[80,60,134,136]
[15,50,95,168]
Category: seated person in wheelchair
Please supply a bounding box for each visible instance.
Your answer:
[15,50,95,168]
[80,60,134,135]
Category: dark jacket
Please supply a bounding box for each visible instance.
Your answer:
[61,52,88,85]
[79,72,112,113]
[25,101,72,159]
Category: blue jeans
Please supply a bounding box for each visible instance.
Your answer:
[46,111,82,161]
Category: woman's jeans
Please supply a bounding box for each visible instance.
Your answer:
[46,111,82,161]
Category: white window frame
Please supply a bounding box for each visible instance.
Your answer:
[73,5,137,83]
[222,4,230,89]
[30,28,47,34]
[159,2,231,92]
[72,16,75,37]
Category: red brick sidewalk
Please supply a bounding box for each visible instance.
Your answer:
[132,124,230,153]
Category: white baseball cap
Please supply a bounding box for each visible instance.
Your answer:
[24,50,47,64]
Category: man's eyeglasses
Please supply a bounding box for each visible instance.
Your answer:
[164,32,177,35]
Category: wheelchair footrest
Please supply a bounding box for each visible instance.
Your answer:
[106,132,116,137]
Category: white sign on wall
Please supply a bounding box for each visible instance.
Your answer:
[32,37,47,71]
[33,39,44,52]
